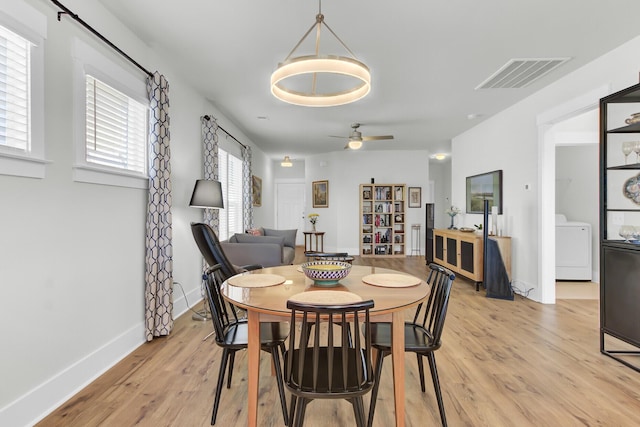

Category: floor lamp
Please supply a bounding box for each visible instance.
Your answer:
[189,179,224,321]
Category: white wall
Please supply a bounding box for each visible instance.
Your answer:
[452,34,640,302]
[0,1,270,425]
[429,160,452,229]
[303,150,430,255]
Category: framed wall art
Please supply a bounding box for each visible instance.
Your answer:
[312,180,329,208]
[252,175,262,207]
[465,170,503,214]
[408,187,421,208]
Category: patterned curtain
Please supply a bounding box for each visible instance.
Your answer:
[242,146,253,231]
[144,72,173,341]
[201,116,220,230]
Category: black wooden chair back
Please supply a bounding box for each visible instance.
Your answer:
[203,265,239,345]
[412,263,456,351]
[284,299,374,426]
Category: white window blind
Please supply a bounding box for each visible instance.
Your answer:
[218,148,244,240]
[85,75,148,174]
[0,25,31,152]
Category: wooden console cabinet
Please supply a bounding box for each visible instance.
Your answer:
[433,229,511,287]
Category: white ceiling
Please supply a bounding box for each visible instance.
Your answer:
[97,0,640,160]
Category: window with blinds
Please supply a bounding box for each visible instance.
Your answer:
[0,24,31,152]
[218,148,244,240]
[85,75,148,174]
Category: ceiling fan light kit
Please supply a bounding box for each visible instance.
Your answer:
[333,123,394,149]
[347,139,363,150]
[271,2,370,107]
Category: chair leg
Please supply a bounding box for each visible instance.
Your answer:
[270,346,289,425]
[294,398,309,427]
[211,348,230,425]
[367,350,386,427]
[288,395,297,427]
[351,397,366,427]
[417,353,426,392]
[226,351,236,388]
[427,352,447,427]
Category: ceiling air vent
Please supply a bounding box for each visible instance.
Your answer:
[476,57,570,89]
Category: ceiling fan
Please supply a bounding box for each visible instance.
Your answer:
[330,123,394,150]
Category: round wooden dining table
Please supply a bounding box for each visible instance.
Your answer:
[221,264,430,427]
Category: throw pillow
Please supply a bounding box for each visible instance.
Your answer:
[263,228,297,248]
[233,233,285,249]
[246,228,263,236]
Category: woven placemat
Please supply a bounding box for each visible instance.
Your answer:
[362,273,421,288]
[288,290,362,305]
[227,274,285,288]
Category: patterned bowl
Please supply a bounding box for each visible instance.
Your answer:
[301,261,352,286]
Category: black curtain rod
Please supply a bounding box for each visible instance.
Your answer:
[203,115,247,149]
[50,0,153,78]
[219,125,248,149]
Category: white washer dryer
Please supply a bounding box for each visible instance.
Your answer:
[555,214,592,280]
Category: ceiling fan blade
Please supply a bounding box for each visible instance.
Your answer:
[329,135,348,139]
[362,135,394,141]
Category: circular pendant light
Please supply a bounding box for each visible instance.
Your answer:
[271,7,371,107]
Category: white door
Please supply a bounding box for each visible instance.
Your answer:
[276,182,306,246]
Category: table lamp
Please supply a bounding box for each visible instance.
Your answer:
[189,179,224,321]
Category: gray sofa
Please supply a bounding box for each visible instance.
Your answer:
[221,228,297,268]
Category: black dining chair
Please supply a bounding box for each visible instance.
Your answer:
[367,263,455,427]
[191,222,262,280]
[203,264,290,425]
[284,298,375,427]
[309,252,354,264]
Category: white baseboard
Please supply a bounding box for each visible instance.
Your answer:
[0,285,201,427]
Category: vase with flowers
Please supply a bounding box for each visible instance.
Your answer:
[308,213,319,232]
[445,206,460,229]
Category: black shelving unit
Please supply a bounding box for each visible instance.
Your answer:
[425,203,434,264]
[599,82,640,372]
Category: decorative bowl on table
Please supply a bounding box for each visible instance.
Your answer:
[301,261,352,286]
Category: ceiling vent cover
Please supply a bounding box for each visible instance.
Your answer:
[476,57,570,89]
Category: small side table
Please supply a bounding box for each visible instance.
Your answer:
[411,224,422,256]
[303,231,325,254]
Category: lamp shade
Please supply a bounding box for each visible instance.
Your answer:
[189,179,224,209]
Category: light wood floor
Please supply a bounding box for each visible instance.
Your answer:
[556,280,599,300]
[38,250,640,427]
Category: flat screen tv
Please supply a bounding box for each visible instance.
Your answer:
[466,170,503,214]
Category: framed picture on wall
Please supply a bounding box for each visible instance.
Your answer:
[252,175,262,207]
[312,180,329,208]
[465,170,503,214]
[408,187,421,208]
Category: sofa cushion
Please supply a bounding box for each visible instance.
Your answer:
[263,228,297,248]
[232,233,285,249]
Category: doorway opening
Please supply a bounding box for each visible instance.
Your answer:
[537,84,609,304]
